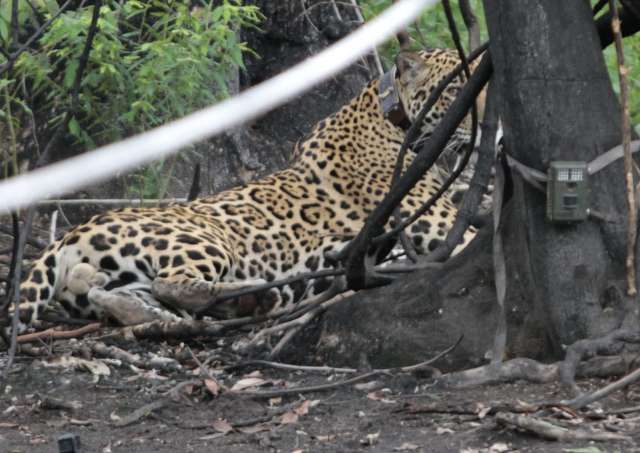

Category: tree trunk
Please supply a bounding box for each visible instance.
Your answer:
[166,0,371,198]
[484,0,637,354]
[296,1,639,369]
[59,0,370,223]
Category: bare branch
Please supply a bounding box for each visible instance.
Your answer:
[609,0,637,295]
[344,51,491,290]
[458,0,481,50]
[0,0,75,76]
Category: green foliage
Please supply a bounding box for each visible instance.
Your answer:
[1,0,261,147]
[0,0,261,196]
[604,38,640,125]
[358,0,486,65]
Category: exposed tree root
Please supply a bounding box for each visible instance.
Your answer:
[495,412,631,442]
[559,328,640,396]
[435,355,634,392]
[111,400,169,427]
[566,366,640,410]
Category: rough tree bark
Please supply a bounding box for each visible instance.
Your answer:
[298,1,639,368]
[484,0,637,354]
[175,0,370,197]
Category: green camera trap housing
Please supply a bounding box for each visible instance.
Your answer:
[546,161,589,222]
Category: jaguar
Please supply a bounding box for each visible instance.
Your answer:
[12,49,482,327]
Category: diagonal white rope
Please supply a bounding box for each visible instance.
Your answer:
[0,0,439,213]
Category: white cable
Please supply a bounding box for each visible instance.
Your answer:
[0,0,438,212]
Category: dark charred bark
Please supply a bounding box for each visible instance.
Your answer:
[484,0,636,353]
[291,1,640,369]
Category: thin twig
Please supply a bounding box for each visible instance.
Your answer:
[112,400,168,427]
[350,0,384,76]
[237,339,461,399]
[1,208,35,388]
[34,198,187,206]
[236,371,386,399]
[186,345,217,382]
[394,335,463,372]
[49,210,58,244]
[0,0,75,75]
[609,0,637,296]
[226,360,357,374]
[16,322,101,344]
[566,366,640,410]
[458,0,481,50]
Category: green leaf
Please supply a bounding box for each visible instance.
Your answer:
[63,60,79,89]
[68,117,81,138]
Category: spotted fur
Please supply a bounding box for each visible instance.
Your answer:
[14,49,480,326]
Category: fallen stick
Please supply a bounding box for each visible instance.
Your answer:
[399,400,539,416]
[495,412,630,442]
[236,370,386,399]
[112,400,168,427]
[225,359,358,374]
[237,338,461,399]
[17,322,101,343]
[39,395,83,412]
[566,366,640,410]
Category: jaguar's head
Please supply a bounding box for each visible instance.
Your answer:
[394,49,484,165]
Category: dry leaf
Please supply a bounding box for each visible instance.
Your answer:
[394,442,419,451]
[476,404,491,419]
[245,370,263,378]
[366,391,396,404]
[204,379,220,396]
[0,422,18,428]
[269,397,282,406]
[354,381,379,391]
[237,424,270,434]
[212,419,234,434]
[231,377,267,392]
[315,434,336,442]
[488,442,509,453]
[294,400,311,416]
[41,356,110,377]
[360,432,380,446]
[281,411,299,424]
[68,418,95,426]
[436,427,454,435]
[29,437,47,445]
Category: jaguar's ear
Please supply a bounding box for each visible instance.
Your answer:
[395,52,423,76]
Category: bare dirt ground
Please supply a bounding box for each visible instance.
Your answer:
[1,334,639,453]
[1,217,639,453]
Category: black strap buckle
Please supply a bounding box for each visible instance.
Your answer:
[379,66,411,130]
